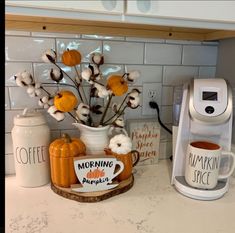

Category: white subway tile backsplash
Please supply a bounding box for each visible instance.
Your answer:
[5,36,55,62]
[161,106,173,124]
[163,66,198,86]
[145,44,182,65]
[202,41,219,45]
[182,45,218,65]
[159,141,172,159]
[5,133,13,154]
[5,88,10,110]
[61,129,80,138]
[56,39,102,63]
[162,86,173,105]
[5,110,22,133]
[5,154,15,175]
[42,111,75,130]
[82,34,125,41]
[165,39,201,45]
[103,41,144,64]
[32,31,81,38]
[198,66,216,78]
[125,65,162,85]
[126,37,165,43]
[5,62,33,86]
[9,87,40,110]
[99,64,125,79]
[50,130,61,141]
[160,124,173,141]
[124,106,143,120]
[5,30,31,36]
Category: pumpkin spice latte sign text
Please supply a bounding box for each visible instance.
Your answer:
[127,119,160,165]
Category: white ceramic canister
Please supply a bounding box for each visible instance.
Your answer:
[11,108,51,187]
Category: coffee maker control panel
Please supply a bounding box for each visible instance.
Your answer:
[192,79,227,117]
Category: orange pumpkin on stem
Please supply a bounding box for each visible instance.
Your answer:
[54,90,78,112]
[107,75,128,96]
[62,49,81,67]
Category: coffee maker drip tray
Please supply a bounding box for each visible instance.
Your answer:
[174,176,228,201]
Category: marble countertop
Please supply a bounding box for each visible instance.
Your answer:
[5,159,235,233]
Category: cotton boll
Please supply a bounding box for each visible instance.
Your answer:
[127,70,140,83]
[94,83,110,98]
[81,68,92,82]
[114,117,125,128]
[108,134,132,154]
[38,99,44,107]
[75,103,90,122]
[47,105,65,121]
[15,76,25,87]
[91,53,104,66]
[15,71,33,87]
[21,71,34,85]
[127,89,141,109]
[129,96,140,108]
[53,112,65,121]
[34,88,42,96]
[48,105,57,114]
[26,85,34,95]
[41,49,56,63]
[50,68,63,82]
[38,96,51,108]
[21,71,33,84]
[41,96,49,103]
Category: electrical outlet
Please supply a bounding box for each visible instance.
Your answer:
[142,83,162,115]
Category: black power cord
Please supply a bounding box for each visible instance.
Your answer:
[149,101,172,135]
[149,101,173,161]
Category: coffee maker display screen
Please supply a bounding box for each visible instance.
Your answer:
[202,91,218,101]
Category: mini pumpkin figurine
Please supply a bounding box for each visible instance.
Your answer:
[49,133,86,188]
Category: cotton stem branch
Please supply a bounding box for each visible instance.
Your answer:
[99,94,113,126]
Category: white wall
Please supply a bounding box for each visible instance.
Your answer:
[5,30,219,174]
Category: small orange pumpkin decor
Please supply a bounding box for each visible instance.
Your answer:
[54,90,78,112]
[107,75,128,96]
[49,133,86,188]
[61,49,82,67]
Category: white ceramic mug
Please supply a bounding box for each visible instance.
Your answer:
[185,141,235,189]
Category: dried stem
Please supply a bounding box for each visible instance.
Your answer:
[74,65,88,104]
[110,105,127,125]
[40,86,52,96]
[103,94,129,124]
[99,94,113,126]
[53,62,84,102]
[67,112,78,122]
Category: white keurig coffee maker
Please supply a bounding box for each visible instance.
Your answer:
[171,78,233,200]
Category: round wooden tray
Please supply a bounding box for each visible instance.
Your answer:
[51,174,134,203]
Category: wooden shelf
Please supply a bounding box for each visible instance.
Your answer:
[5,14,235,41]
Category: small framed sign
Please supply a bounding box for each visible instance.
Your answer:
[126,118,161,165]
